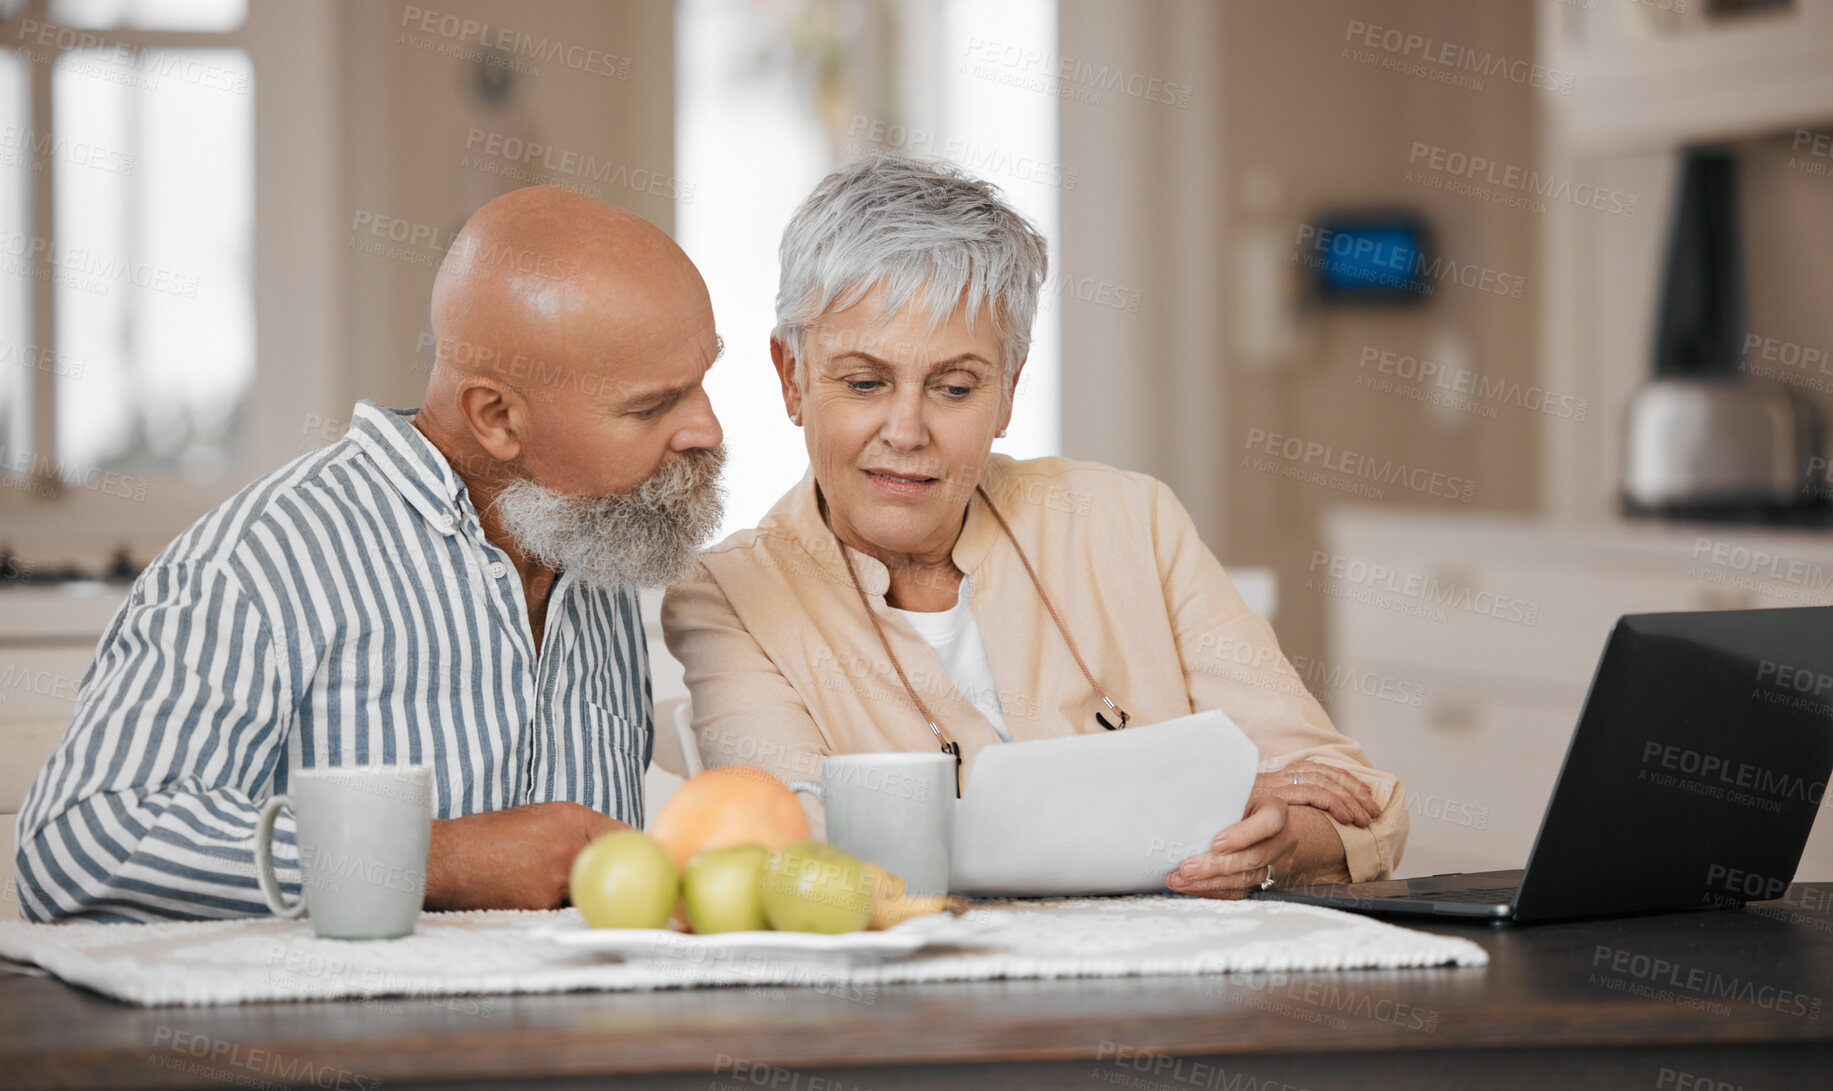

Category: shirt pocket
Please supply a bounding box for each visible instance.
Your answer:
[559,697,650,824]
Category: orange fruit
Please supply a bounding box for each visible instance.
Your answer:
[648,765,812,872]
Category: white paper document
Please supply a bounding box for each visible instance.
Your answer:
[948,709,1260,896]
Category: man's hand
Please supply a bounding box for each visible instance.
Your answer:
[424,802,624,911]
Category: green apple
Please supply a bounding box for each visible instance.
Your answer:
[569,830,678,929]
[759,841,871,934]
[681,844,771,934]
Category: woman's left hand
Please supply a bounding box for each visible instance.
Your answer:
[1164,792,1299,899]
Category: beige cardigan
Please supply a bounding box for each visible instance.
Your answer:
[661,455,1408,881]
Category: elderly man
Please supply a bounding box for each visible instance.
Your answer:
[15,186,725,922]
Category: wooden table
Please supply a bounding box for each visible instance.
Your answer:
[4,886,1831,1090]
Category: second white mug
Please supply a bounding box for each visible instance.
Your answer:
[792,752,955,897]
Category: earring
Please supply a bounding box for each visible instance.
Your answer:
[996,428,1007,438]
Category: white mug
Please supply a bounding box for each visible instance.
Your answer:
[253,764,432,940]
[792,752,955,896]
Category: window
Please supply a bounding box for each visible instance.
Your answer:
[676,0,1060,540]
[1,0,252,499]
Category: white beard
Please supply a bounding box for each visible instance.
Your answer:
[492,444,727,591]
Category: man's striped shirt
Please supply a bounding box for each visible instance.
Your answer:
[14,401,653,922]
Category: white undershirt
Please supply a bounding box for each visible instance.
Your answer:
[891,574,1012,742]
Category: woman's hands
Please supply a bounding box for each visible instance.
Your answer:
[1164,761,1382,899]
[1166,793,1298,898]
[1255,759,1379,827]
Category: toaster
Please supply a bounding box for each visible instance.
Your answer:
[1621,377,1825,517]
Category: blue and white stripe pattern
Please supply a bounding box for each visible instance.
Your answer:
[14,401,653,922]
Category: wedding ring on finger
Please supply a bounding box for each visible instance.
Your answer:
[1258,863,1275,891]
[1292,770,1301,786]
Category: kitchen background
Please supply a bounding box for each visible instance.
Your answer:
[3,0,1833,920]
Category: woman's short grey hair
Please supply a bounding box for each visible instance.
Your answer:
[774,154,1049,392]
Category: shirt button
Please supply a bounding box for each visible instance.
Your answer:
[489,561,508,579]
[440,512,455,530]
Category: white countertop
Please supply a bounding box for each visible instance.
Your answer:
[0,584,130,645]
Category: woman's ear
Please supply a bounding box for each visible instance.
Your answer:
[770,335,805,426]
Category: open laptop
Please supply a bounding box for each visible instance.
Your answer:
[1253,606,1833,923]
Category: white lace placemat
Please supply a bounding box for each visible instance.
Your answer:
[0,896,1488,1007]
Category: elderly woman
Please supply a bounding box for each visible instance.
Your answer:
[662,156,1406,896]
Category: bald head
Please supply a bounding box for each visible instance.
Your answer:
[428,186,710,394]
[414,184,723,518]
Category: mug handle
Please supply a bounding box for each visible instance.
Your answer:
[253,794,306,919]
[788,780,821,806]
